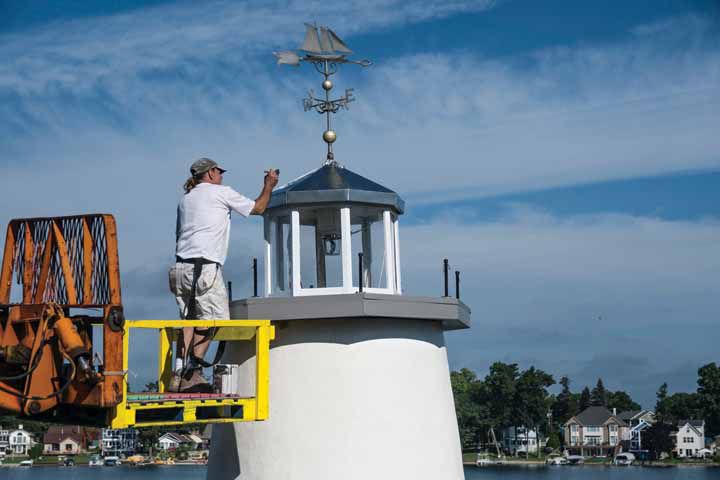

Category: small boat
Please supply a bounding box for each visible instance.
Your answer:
[476,453,505,466]
[566,455,585,465]
[19,459,34,467]
[545,454,569,465]
[614,453,635,466]
[88,455,103,466]
[103,455,120,466]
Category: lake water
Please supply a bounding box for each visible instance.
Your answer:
[1,465,719,479]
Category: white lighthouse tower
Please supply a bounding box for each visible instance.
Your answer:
[207,25,471,480]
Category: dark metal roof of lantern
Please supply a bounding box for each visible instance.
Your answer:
[267,163,405,213]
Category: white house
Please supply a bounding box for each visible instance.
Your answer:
[618,410,656,454]
[0,426,9,453]
[158,432,190,451]
[8,425,34,455]
[675,420,705,458]
[501,426,544,455]
[101,428,138,457]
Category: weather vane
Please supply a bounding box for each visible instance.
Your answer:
[274,23,371,164]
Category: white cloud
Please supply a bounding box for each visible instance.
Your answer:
[0,0,496,95]
[401,209,720,407]
[1,8,717,208]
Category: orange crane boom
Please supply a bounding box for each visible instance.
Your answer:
[0,215,125,422]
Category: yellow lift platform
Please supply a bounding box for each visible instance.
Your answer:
[110,319,274,429]
[0,215,274,429]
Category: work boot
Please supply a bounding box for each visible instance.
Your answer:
[166,371,183,393]
[179,368,213,393]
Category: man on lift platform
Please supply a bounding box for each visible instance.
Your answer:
[169,157,278,392]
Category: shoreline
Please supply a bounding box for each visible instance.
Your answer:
[0,462,206,468]
[463,460,720,468]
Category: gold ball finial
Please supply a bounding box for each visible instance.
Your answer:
[322,79,333,91]
[323,129,337,144]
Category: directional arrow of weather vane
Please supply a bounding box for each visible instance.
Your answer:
[273,23,372,163]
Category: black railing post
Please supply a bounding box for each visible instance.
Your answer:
[252,258,258,297]
[443,258,449,297]
[227,281,233,302]
[358,252,364,292]
[455,271,460,300]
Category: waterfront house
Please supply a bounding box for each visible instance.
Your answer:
[8,425,34,456]
[43,426,89,455]
[501,426,545,455]
[708,435,719,455]
[674,420,705,458]
[564,406,629,457]
[618,410,656,454]
[159,432,193,451]
[617,410,656,427]
[101,428,138,457]
[0,426,9,453]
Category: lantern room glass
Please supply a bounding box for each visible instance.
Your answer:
[263,205,401,297]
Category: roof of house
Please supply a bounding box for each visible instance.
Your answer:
[617,410,641,421]
[159,432,192,444]
[43,426,85,445]
[570,406,628,427]
[679,419,704,428]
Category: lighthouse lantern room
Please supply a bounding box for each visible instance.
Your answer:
[263,162,404,297]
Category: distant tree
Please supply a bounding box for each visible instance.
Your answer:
[655,383,669,421]
[552,376,578,425]
[590,378,608,407]
[28,444,43,459]
[451,368,487,449]
[644,422,674,461]
[697,362,720,436]
[657,392,702,425]
[485,362,520,429]
[511,366,555,432]
[546,431,561,451]
[607,391,641,414]
[579,387,591,411]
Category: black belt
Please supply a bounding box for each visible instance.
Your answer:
[175,256,226,369]
[176,256,218,265]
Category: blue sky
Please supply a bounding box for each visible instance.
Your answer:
[1,0,719,408]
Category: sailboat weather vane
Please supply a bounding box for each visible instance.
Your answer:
[274,23,371,164]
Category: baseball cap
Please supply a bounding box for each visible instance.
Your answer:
[190,157,227,176]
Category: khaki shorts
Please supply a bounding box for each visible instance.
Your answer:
[168,262,229,320]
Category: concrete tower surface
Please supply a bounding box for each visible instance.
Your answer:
[207,163,471,479]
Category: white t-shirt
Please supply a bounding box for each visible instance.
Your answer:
[175,183,256,265]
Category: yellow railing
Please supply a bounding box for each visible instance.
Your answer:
[109,319,274,428]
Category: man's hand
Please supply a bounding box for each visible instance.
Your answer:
[264,169,279,189]
[251,169,280,215]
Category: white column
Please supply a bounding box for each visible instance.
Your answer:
[383,210,396,293]
[274,221,284,292]
[361,220,372,288]
[340,207,353,292]
[393,215,402,294]
[291,210,301,295]
[264,219,272,296]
